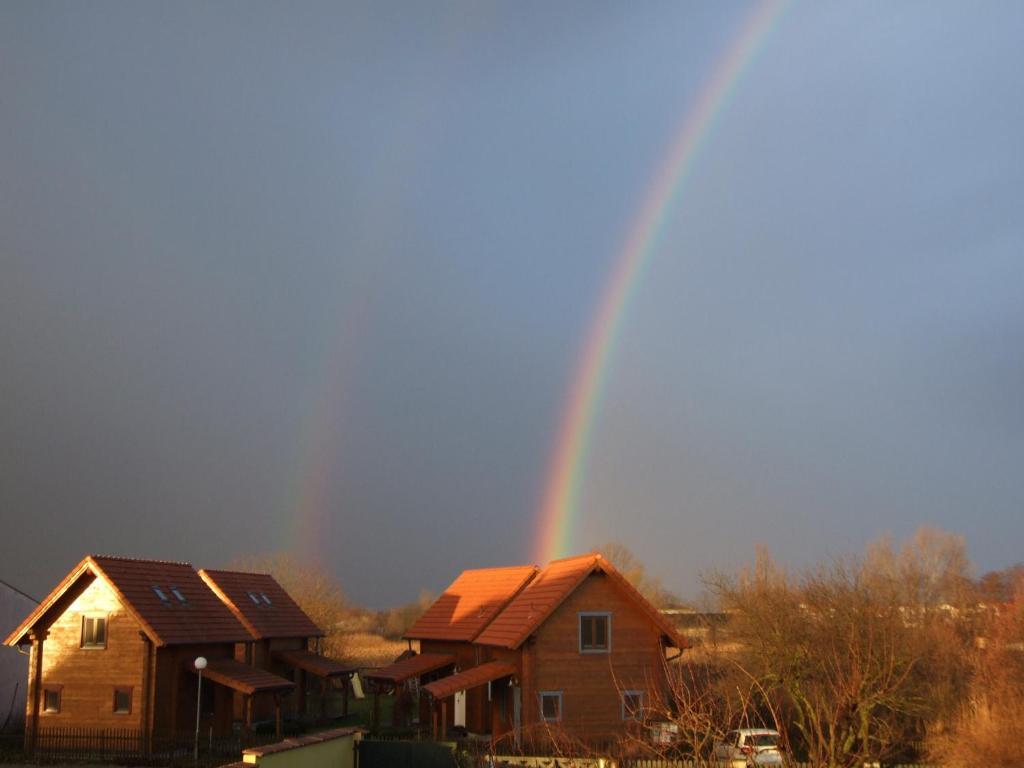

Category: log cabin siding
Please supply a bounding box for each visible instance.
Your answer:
[153,643,237,738]
[530,572,666,738]
[252,638,304,720]
[37,578,146,730]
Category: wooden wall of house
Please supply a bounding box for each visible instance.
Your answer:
[35,578,146,731]
[152,644,236,738]
[481,646,523,740]
[529,572,667,740]
[418,640,487,732]
[249,637,304,720]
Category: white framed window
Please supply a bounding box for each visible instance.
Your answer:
[81,615,107,649]
[579,612,611,653]
[539,691,562,722]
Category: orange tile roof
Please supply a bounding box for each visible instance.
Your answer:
[199,569,323,640]
[475,553,686,650]
[422,661,516,700]
[199,657,295,695]
[273,649,355,678]
[405,565,538,642]
[362,652,455,684]
[5,555,251,647]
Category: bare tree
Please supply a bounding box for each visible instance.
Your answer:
[706,530,976,767]
[929,580,1024,766]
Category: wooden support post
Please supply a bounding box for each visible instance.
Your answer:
[341,675,350,717]
[392,682,401,728]
[432,701,438,740]
[372,687,380,732]
[244,695,254,734]
[441,700,447,740]
[274,694,282,739]
[26,630,46,754]
[320,679,328,720]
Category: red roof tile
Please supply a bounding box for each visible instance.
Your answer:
[422,661,516,700]
[362,653,455,684]
[199,657,295,695]
[273,649,355,679]
[405,565,538,642]
[474,553,686,650]
[5,555,251,647]
[199,569,323,640]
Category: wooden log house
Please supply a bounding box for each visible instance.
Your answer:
[4,556,297,752]
[198,569,355,722]
[371,553,687,745]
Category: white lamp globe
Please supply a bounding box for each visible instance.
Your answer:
[194,656,207,670]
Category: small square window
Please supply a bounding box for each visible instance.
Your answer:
[247,592,262,606]
[81,616,107,649]
[152,586,170,605]
[540,691,562,722]
[579,612,610,653]
[43,687,61,713]
[622,690,644,721]
[113,687,132,714]
[170,587,188,605]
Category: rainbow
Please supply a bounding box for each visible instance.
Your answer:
[533,0,790,565]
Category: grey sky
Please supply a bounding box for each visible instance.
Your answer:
[2,1,1022,606]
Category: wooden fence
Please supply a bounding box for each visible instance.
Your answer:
[490,760,932,768]
[354,738,933,768]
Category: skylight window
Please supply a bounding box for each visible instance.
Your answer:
[260,592,272,606]
[247,591,262,606]
[152,587,170,605]
[170,587,188,605]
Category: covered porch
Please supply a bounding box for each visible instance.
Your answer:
[422,661,517,741]
[361,653,455,731]
[273,649,356,719]
[194,658,295,738]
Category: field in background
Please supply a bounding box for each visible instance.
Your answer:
[344,632,416,668]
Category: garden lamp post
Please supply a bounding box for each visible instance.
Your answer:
[194,656,207,763]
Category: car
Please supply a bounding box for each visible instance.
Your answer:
[712,728,786,767]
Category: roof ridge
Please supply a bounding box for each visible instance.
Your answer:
[91,554,194,567]
[459,564,537,573]
[199,567,274,577]
[541,552,600,567]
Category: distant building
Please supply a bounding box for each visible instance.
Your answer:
[0,579,38,733]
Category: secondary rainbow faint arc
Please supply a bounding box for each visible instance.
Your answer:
[533,0,790,566]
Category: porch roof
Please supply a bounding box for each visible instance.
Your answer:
[198,657,295,696]
[361,652,455,684]
[422,661,516,700]
[273,649,356,679]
